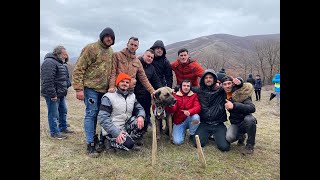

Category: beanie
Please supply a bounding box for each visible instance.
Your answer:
[99,27,115,45]
[116,72,131,86]
[221,75,233,83]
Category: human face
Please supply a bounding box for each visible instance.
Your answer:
[181,82,191,94]
[118,79,130,91]
[143,51,154,64]
[204,74,214,86]
[58,49,68,61]
[256,75,260,79]
[102,35,113,47]
[178,51,189,63]
[154,47,163,57]
[222,80,233,93]
[127,39,139,54]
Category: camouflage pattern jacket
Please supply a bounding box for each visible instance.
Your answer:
[109,48,155,93]
[72,40,113,93]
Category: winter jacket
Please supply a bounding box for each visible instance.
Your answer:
[272,73,280,92]
[150,40,173,88]
[166,90,201,125]
[72,40,113,93]
[98,89,145,137]
[41,53,69,98]
[109,48,155,94]
[227,83,256,125]
[134,57,162,98]
[171,57,204,87]
[246,74,255,86]
[254,78,262,89]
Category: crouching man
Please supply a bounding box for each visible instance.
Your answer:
[221,75,257,155]
[98,72,146,151]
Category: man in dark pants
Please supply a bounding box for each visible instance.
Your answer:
[254,74,262,101]
[222,75,257,154]
[191,69,241,152]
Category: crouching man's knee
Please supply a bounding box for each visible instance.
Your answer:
[217,143,230,152]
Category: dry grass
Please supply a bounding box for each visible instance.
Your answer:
[40,89,280,180]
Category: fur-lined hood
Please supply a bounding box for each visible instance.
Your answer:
[232,83,254,102]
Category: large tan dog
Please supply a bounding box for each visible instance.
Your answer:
[152,87,176,140]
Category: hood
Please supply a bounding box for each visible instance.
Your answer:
[150,40,166,56]
[248,73,253,78]
[199,69,218,87]
[99,27,115,45]
[232,83,254,102]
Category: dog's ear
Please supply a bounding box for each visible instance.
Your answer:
[154,90,161,99]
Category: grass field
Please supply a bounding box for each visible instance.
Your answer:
[40,88,280,179]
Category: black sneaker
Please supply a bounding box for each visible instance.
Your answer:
[237,134,246,146]
[60,129,74,134]
[87,143,99,158]
[241,144,254,155]
[51,133,67,139]
[96,142,106,153]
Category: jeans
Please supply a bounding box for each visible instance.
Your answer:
[172,114,200,145]
[194,122,230,152]
[44,96,67,135]
[226,115,257,146]
[83,88,104,144]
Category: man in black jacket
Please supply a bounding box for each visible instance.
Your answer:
[222,75,257,154]
[134,49,162,144]
[191,69,241,152]
[41,45,74,139]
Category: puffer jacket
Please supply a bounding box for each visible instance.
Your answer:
[171,57,204,87]
[109,48,155,94]
[227,83,256,125]
[40,53,69,98]
[166,90,201,125]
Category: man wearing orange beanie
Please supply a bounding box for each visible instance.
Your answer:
[97,72,146,152]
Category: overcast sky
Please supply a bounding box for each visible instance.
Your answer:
[40,0,279,62]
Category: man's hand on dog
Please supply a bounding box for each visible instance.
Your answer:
[181,110,190,116]
[137,116,144,129]
[116,131,126,144]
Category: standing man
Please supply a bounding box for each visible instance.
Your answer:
[222,76,257,155]
[150,40,173,88]
[191,69,242,152]
[108,37,155,94]
[98,73,146,151]
[41,45,74,139]
[72,27,115,157]
[166,80,201,145]
[134,49,162,141]
[246,73,255,86]
[171,48,204,87]
[254,75,262,101]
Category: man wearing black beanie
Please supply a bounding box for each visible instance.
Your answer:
[72,27,115,158]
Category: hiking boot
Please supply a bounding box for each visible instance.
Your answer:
[241,144,254,155]
[51,133,67,139]
[96,142,106,153]
[135,139,144,146]
[87,142,99,158]
[60,129,74,134]
[237,134,246,146]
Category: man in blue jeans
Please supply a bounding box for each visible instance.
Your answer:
[72,27,115,157]
[41,45,74,139]
[166,80,201,144]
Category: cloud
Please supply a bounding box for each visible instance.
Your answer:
[40,0,279,62]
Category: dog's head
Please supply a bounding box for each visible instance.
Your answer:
[153,87,176,106]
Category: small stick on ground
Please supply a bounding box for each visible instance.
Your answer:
[195,135,207,168]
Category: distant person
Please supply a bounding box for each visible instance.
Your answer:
[216,68,227,84]
[98,73,146,151]
[272,73,280,105]
[222,76,257,155]
[246,73,255,86]
[108,37,155,95]
[134,49,162,144]
[171,48,204,87]
[150,40,173,88]
[41,45,74,139]
[166,79,201,145]
[72,27,115,157]
[254,75,262,101]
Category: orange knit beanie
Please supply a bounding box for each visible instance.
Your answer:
[116,72,132,86]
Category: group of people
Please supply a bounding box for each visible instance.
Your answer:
[41,26,267,158]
